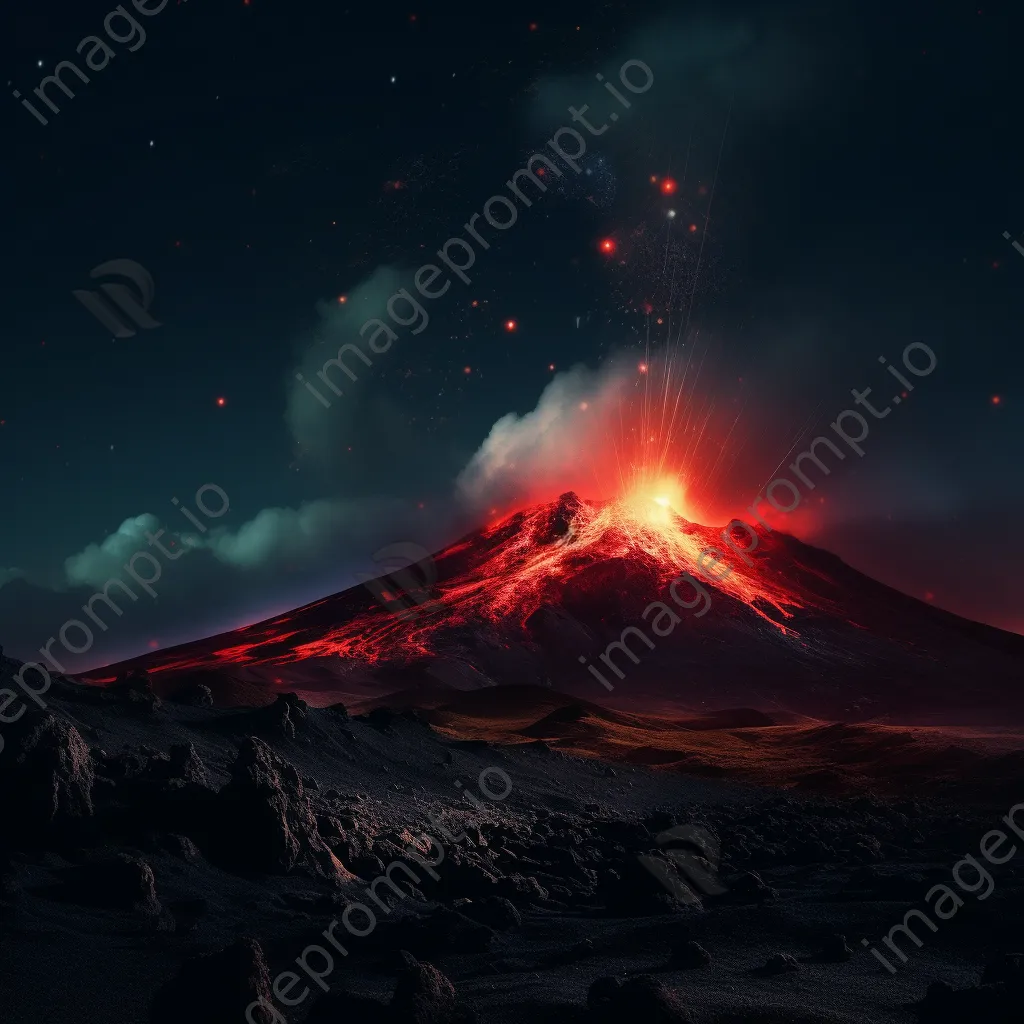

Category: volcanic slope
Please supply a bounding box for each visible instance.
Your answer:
[82,492,1024,725]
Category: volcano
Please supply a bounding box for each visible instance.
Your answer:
[84,492,1024,725]
[10,496,1024,1024]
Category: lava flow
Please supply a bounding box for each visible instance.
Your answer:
[429,492,808,632]
[106,490,814,685]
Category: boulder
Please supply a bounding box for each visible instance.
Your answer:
[589,975,691,1024]
[150,937,277,1024]
[391,950,458,1024]
[214,737,351,879]
[0,711,94,843]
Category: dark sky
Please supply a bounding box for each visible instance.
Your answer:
[1,0,1022,670]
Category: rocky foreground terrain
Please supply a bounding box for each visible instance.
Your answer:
[2,664,1023,1023]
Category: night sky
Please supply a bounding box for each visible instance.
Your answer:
[1,0,1021,670]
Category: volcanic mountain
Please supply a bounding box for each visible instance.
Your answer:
[84,491,1024,725]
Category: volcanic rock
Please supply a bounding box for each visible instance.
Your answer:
[727,870,778,904]
[58,853,163,916]
[150,937,276,1024]
[460,895,522,930]
[538,491,587,544]
[249,692,308,738]
[109,670,161,711]
[146,743,208,784]
[213,737,350,879]
[763,952,801,974]
[815,933,854,962]
[588,975,692,1024]
[601,855,704,914]
[160,833,202,862]
[427,906,495,953]
[495,871,549,905]
[391,950,459,1024]
[182,684,215,707]
[0,710,94,843]
[669,939,712,968]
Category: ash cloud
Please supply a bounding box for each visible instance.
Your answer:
[457,361,635,513]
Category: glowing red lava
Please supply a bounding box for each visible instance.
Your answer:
[128,490,815,681]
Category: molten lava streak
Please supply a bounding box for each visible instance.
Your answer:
[295,492,814,671]
[437,495,805,628]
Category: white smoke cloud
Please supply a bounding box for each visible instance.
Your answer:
[457,360,634,511]
[284,265,425,471]
[63,514,188,589]
[202,498,350,570]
